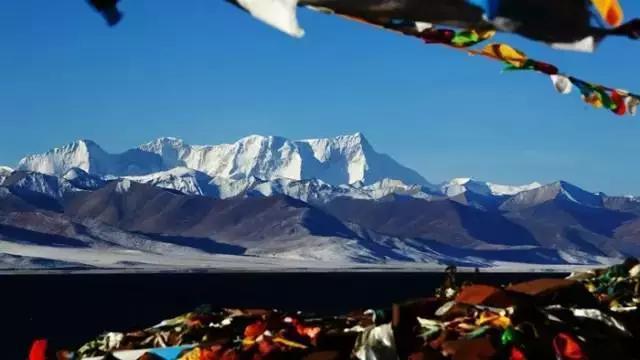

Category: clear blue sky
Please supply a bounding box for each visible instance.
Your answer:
[1,1,640,194]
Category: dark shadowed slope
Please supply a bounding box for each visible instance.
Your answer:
[64,180,360,247]
[323,197,538,248]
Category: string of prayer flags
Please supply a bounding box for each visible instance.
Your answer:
[83,0,640,118]
[286,3,640,117]
[420,28,496,48]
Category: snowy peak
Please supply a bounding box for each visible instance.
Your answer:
[18,139,164,177]
[442,178,487,197]
[0,166,13,175]
[488,181,543,196]
[138,137,190,169]
[17,140,99,175]
[139,132,430,186]
[501,180,603,211]
[362,178,438,200]
[139,137,186,151]
[336,132,368,144]
[299,133,429,186]
[299,132,372,161]
[441,178,542,197]
[297,132,372,184]
[552,181,604,207]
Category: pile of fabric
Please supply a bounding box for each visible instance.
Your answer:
[29,260,640,360]
[391,278,636,359]
[568,258,640,312]
[39,307,372,360]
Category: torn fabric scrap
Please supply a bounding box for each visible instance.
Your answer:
[551,75,573,94]
[235,0,304,37]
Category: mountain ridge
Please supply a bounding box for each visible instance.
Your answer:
[18,133,431,187]
[3,134,639,269]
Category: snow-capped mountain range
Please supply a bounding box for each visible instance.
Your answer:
[2,133,637,269]
[13,133,544,203]
[18,133,429,186]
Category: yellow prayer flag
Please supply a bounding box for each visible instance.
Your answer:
[591,0,624,26]
[480,43,528,67]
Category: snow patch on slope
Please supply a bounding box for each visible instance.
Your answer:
[0,166,12,186]
[125,167,220,197]
[115,179,133,193]
[3,172,63,199]
[62,168,106,191]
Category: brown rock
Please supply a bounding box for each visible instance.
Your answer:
[507,279,576,296]
[507,278,599,308]
[455,285,514,308]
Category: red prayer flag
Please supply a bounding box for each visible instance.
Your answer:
[28,339,47,360]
